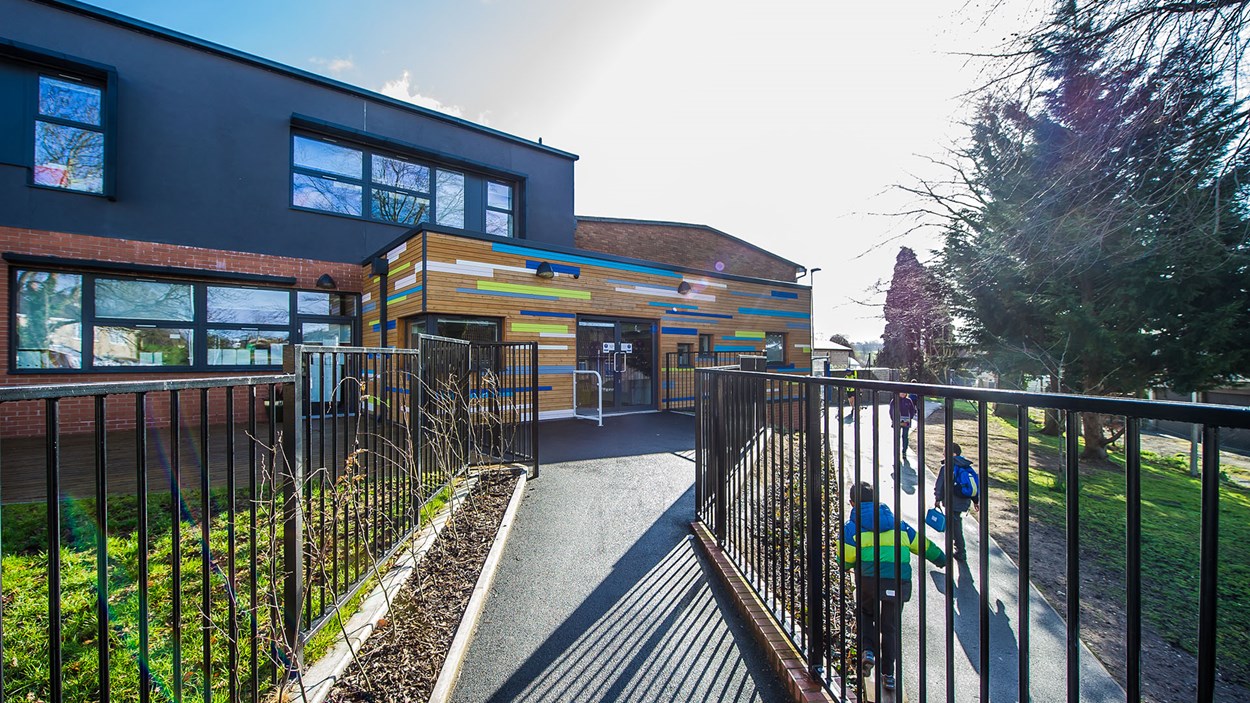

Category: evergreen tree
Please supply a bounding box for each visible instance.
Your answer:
[878,247,952,383]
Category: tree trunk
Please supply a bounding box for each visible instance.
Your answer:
[1081,411,1109,460]
[1040,374,1062,435]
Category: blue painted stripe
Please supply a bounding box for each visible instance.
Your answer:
[716,344,757,352]
[721,335,761,341]
[649,302,698,310]
[662,327,698,335]
[492,242,682,278]
[665,396,695,403]
[385,287,420,303]
[362,302,377,313]
[738,307,809,319]
[663,311,734,320]
[525,259,581,276]
[455,287,560,301]
[771,290,799,299]
[786,322,812,329]
[520,310,577,318]
[508,365,577,375]
[370,320,399,331]
[384,386,412,395]
[729,291,773,299]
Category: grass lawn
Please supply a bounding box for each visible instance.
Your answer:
[2,478,455,702]
[929,399,1250,687]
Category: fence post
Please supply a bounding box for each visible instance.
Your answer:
[805,382,825,676]
[531,341,540,478]
[280,346,305,672]
[711,373,727,543]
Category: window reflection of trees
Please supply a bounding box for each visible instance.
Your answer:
[34,122,104,192]
[15,271,83,368]
[293,174,362,215]
[95,279,193,321]
[208,287,290,325]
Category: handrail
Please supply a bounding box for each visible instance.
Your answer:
[573,370,603,426]
[0,373,291,401]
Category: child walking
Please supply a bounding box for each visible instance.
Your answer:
[933,442,980,562]
[841,482,946,692]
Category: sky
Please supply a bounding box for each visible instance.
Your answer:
[82,0,1046,342]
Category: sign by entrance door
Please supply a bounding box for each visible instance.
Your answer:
[577,317,655,412]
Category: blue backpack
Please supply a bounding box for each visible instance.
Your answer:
[954,461,979,499]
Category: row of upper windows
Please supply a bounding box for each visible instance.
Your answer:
[20,67,518,237]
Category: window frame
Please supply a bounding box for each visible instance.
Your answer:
[484,180,515,238]
[764,331,787,366]
[9,267,359,374]
[290,131,512,234]
[0,40,119,199]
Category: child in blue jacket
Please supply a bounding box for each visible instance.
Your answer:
[841,481,946,692]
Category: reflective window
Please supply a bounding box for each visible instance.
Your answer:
[15,271,82,369]
[293,136,362,178]
[94,327,193,367]
[207,329,289,366]
[485,181,514,237]
[765,332,786,364]
[372,155,429,192]
[298,292,357,316]
[436,170,465,227]
[372,190,429,225]
[485,210,512,238]
[292,173,363,216]
[435,316,500,343]
[34,76,106,194]
[208,286,291,324]
[96,279,194,321]
[487,182,512,210]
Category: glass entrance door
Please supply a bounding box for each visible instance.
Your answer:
[576,317,655,412]
[300,320,353,415]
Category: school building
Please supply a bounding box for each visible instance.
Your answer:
[0,0,811,430]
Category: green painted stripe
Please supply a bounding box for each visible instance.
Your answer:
[734,330,765,339]
[367,319,380,327]
[511,322,569,334]
[478,280,591,300]
[390,261,412,274]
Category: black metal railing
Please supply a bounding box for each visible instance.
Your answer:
[663,351,741,411]
[694,368,1250,703]
[0,338,538,703]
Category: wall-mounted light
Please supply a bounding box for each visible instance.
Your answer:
[677,281,692,294]
[535,262,555,280]
[315,273,337,290]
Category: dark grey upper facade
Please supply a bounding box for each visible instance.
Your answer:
[0,0,578,264]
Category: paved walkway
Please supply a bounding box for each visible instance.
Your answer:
[843,401,1125,703]
[452,413,786,703]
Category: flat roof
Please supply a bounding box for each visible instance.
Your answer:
[38,0,578,161]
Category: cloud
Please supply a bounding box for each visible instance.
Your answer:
[308,56,355,76]
[378,70,466,119]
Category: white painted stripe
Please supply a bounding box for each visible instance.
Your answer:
[538,409,576,421]
[537,344,569,350]
[614,286,716,303]
[361,292,372,302]
[539,332,576,338]
[386,242,407,261]
[428,260,494,277]
[393,273,418,290]
[682,278,728,289]
[456,259,532,275]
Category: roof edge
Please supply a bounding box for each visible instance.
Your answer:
[575,215,805,272]
[35,0,579,161]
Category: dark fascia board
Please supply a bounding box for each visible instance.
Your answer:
[3,253,298,286]
[361,224,811,291]
[34,0,579,162]
[576,215,806,273]
[292,115,530,182]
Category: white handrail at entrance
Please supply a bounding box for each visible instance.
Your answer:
[572,369,604,426]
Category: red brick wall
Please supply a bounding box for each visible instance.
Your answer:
[574,219,800,282]
[0,227,362,437]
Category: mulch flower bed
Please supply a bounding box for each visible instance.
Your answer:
[327,469,519,703]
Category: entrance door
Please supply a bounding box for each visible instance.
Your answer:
[300,320,354,415]
[576,317,655,412]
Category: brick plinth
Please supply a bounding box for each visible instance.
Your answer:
[691,520,850,703]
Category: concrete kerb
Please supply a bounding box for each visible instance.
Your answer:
[428,466,528,703]
[299,466,524,703]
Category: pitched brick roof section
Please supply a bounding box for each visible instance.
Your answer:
[574,217,804,283]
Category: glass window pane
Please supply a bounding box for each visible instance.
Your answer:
[208,286,290,324]
[15,270,82,369]
[487,181,512,210]
[34,121,104,193]
[372,189,429,224]
[436,171,465,227]
[297,292,356,316]
[300,322,352,346]
[371,155,429,192]
[434,317,499,343]
[293,173,362,215]
[95,279,194,321]
[39,76,101,126]
[292,136,362,178]
[484,210,512,237]
[93,327,193,366]
[765,332,785,364]
[207,329,289,366]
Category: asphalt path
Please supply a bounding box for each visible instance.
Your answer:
[841,401,1125,703]
[452,413,786,703]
